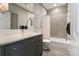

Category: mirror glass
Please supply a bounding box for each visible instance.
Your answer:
[0,3,34,29]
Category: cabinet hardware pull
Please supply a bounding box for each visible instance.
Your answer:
[13,48,16,56]
[14,48,16,50]
[32,40,34,42]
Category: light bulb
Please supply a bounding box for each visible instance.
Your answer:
[0,3,8,12]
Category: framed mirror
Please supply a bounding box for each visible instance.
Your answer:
[0,3,34,29]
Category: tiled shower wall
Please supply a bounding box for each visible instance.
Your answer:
[33,3,47,33]
[48,4,68,39]
[33,4,68,39]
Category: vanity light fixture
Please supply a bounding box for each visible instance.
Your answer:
[0,3,8,12]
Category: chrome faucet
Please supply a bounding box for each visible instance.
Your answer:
[20,25,25,33]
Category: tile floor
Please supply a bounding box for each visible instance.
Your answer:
[43,46,71,56]
[42,38,73,56]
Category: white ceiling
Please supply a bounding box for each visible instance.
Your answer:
[15,3,66,12]
[42,3,66,9]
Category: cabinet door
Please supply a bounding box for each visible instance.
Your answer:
[21,39,35,56]
[4,42,20,56]
[34,35,43,56]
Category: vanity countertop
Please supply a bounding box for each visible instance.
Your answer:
[0,32,42,46]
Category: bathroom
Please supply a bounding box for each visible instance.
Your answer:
[0,3,79,56]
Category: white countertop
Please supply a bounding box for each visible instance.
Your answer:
[0,32,42,46]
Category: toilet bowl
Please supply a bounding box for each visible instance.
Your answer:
[43,39,51,51]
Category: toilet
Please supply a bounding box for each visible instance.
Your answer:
[43,39,51,51]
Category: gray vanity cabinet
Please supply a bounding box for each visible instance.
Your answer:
[4,39,34,56]
[0,35,43,56]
